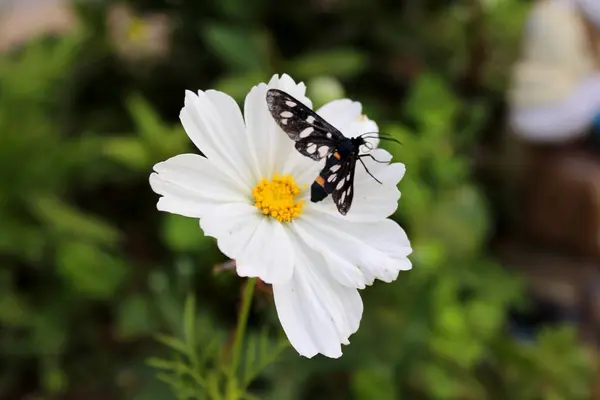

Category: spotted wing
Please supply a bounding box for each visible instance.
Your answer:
[266,88,345,161]
[320,152,357,215]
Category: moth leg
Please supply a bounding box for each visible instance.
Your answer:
[359,153,390,164]
[358,157,382,184]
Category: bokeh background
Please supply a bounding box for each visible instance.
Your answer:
[1,0,599,399]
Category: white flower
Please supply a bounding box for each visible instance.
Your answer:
[150,74,412,358]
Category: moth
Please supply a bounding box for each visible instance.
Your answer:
[266,88,399,215]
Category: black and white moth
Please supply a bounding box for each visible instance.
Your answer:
[266,88,398,215]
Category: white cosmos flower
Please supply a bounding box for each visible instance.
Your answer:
[149,73,412,358]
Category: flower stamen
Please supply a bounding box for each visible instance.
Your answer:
[252,173,304,222]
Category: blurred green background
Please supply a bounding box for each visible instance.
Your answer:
[0,0,597,399]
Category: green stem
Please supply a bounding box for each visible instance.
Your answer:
[226,278,256,400]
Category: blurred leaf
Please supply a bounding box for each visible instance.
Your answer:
[203,24,270,72]
[458,99,490,147]
[116,294,159,340]
[126,94,166,147]
[0,34,82,104]
[162,214,209,253]
[147,358,182,371]
[183,294,196,349]
[404,72,458,132]
[213,71,269,102]
[32,313,67,356]
[130,362,177,400]
[103,136,151,170]
[214,0,256,21]
[421,364,461,399]
[418,185,490,256]
[156,335,189,355]
[0,217,46,262]
[40,357,67,395]
[351,367,396,400]
[395,176,432,221]
[287,49,368,79]
[0,291,29,326]
[306,76,345,109]
[110,94,190,171]
[32,196,120,246]
[466,300,503,338]
[56,241,127,299]
[409,239,446,278]
[241,328,289,389]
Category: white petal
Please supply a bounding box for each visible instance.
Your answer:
[244,74,313,181]
[149,154,245,218]
[179,90,252,189]
[205,90,261,182]
[235,219,295,284]
[316,99,362,132]
[295,212,412,288]
[316,98,379,150]
[150,173,205,218]
[199,203,263,261]
[198,201,295,284]
[282,151,322,190]
[244,83,279,180]
[293,218,366,289]
[273,238,363,358]
[269,74,313,107]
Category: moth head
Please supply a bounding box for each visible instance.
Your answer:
[353,135,373,153]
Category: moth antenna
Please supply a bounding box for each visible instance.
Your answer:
[376,137,403,145]
[361,141,374,152]
[359,131,402,146]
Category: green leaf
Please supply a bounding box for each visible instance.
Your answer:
[213,72,268,102]
[419,185,490,256]
[0,291,29,326]
[241,329,289,389]
[306,76,345,109]
[162,214,210,253]
[116,294,158,340]
[351,367,396,400]
[0,218,45,262]
[183,294,196,349]
[203,24,270,72]
[421,364,461,399]
[156,372,195,399]
[126,94,165,146]
[40,357,67,395]
[32,196,120,246]
[404,72,458,131]
[103,136,151,171]
[288,49,368,79]
[32,314,67,356]
[147,357,181,370]
[156,334,189,355]
[409,239,446,279]
[466,300,503,338]
[56,241,127,299]
[131,361,179,400]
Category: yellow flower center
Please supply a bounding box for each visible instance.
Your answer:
[252,173,304,222]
